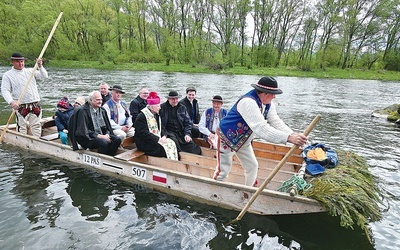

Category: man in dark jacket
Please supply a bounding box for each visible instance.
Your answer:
[129,87,149,125]
[69,91,121,156]
[160,90,201,155]
[179,86,201,138]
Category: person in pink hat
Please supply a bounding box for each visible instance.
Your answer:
[134,91,178,160]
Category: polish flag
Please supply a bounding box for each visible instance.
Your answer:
[153,171,167,183]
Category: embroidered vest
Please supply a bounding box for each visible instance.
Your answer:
[203,108,227,141]
[106,99,129,125]
[219,90,270,151]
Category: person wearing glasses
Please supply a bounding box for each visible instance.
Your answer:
[129,87,149,125]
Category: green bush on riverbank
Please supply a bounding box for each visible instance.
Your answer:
[45,60,400,81]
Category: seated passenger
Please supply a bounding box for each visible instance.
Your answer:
[54,97,74,145]
[198,95,228,149]
[129,87,149,125]
[69,91,121,156]
[73,96,85,108]
[160,90,202,155]
[179,86,201,138]
[134,92,178,160]
[103,85,135,140]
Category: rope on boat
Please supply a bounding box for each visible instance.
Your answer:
[277,174,312,195]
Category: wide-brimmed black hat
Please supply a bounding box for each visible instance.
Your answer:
[10,52,25,60]
[109,85,125,94]
[211,95,223,103]
[251,76,283,94]
[165,90,181,98]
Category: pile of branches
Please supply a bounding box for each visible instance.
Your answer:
[303,149,382,240]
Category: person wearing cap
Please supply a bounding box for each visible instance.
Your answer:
[214,76,308,186]
[54,97,74,145]
[1,52,48,137]
[73,96,85,109]
[198,95,228,149]
[134,92,178,160]
[160,90,202,155]
[68,90,121,156]
[179,87,201,138]
[98,81,111,105]
[103,85,135,140]
[129,87,149,125]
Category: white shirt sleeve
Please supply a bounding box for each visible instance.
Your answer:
[237,98,292,145]
[35,67,48,80]
[198,110,211,136]
[1,73,14,104]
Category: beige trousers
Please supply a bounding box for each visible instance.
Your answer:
[16,111,42,137]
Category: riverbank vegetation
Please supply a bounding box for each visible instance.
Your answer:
[1,0,400,81]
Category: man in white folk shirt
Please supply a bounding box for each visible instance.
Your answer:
[1,52,49,137]
[103,85,135,140]
[214,76,308,186]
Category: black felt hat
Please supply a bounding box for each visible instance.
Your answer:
[165,90,181,98]
[10,52,25,60]
[211,95,223,103]
[109,85,125,94]
[251,76,283,94]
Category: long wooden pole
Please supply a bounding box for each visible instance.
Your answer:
[227,114,321,225]
[0,12,63,143]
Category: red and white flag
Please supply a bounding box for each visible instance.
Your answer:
[152,171,167,184]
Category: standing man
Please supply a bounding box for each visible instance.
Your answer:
[103,85,135,140]
[179,87,201,138]
[160,90,202,155]
[1,52,48,137]
[69,91,121,156]
[214,76,308,186]
[129,87,149,125]
[98,81,111,105]
[198,95,228,149]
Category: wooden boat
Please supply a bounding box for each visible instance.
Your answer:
[0,117,325,216]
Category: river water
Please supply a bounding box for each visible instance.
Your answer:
[0,67,399,250]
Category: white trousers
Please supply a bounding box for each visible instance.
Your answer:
[214,137,258,186]
[113,127,135,140]
[16,111,42,137]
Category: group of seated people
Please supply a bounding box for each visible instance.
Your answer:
[54,82,228,160]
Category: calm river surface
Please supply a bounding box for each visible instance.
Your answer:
[0,67,399,250]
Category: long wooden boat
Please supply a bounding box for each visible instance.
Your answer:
[0,117,325,216]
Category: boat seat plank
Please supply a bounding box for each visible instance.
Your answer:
[121,136,135,148]
[114,148,145,161]
[40,133,59,141]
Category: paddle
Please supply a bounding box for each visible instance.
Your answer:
[227,114,321,225]
[0,12,63,143]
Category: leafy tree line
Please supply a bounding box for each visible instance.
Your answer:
[1,0,400,72]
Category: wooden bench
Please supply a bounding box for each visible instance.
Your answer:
[40,133,59,141]
[114,148,145,161]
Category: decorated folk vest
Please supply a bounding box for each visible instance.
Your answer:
[105,99,130,125]
[219,90,270,152]
[203,108,228,141]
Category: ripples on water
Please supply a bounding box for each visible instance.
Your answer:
[0,67,399,249]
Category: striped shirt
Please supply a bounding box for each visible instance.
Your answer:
[1,67,48,104]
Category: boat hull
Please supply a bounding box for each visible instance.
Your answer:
[0,124,325,216]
